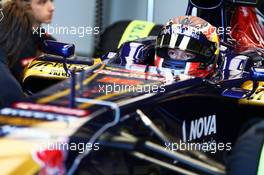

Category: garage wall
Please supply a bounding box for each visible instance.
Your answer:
[154,0,188,24]
[1,0,262,56]
[47,0,96,56]
[49,0,188,56]
[105,0,148,25]
[104,0,188,26]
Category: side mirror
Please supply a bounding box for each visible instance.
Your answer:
[250,67,264,81]
[43,40,75,58]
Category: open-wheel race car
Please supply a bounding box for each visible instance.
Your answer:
[1,0,264,175]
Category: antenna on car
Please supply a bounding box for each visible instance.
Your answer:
[42,40,77,108]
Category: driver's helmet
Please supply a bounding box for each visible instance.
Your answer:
[155,16,220,78]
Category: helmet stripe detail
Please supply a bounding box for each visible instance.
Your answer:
[184,62,191,74]
[163,34,171,46]
[155,56,164,68]
[159,58,164,68]
[179,36,191,50]
[169,34,178,48]
[160,35,165,47]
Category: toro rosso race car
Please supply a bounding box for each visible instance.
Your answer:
[1,0,264,175]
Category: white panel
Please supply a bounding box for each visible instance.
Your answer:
[169,34,178,48]
[179,36,190,50]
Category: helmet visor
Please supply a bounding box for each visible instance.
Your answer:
[157,48,196,61]
[156,33,217,63]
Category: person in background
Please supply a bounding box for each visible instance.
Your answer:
[0,1,33,106]
[10,0,55,82]
[31,0,54,25]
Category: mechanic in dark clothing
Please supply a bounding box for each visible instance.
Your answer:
[0,49,23,106]
[0,1,33,106]
[11,27,55,81]
[227,119,264,175]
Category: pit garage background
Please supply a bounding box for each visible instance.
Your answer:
[47,0,188,56]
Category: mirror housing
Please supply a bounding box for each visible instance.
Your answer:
[250,67,264,81]
[43,40,75,58]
